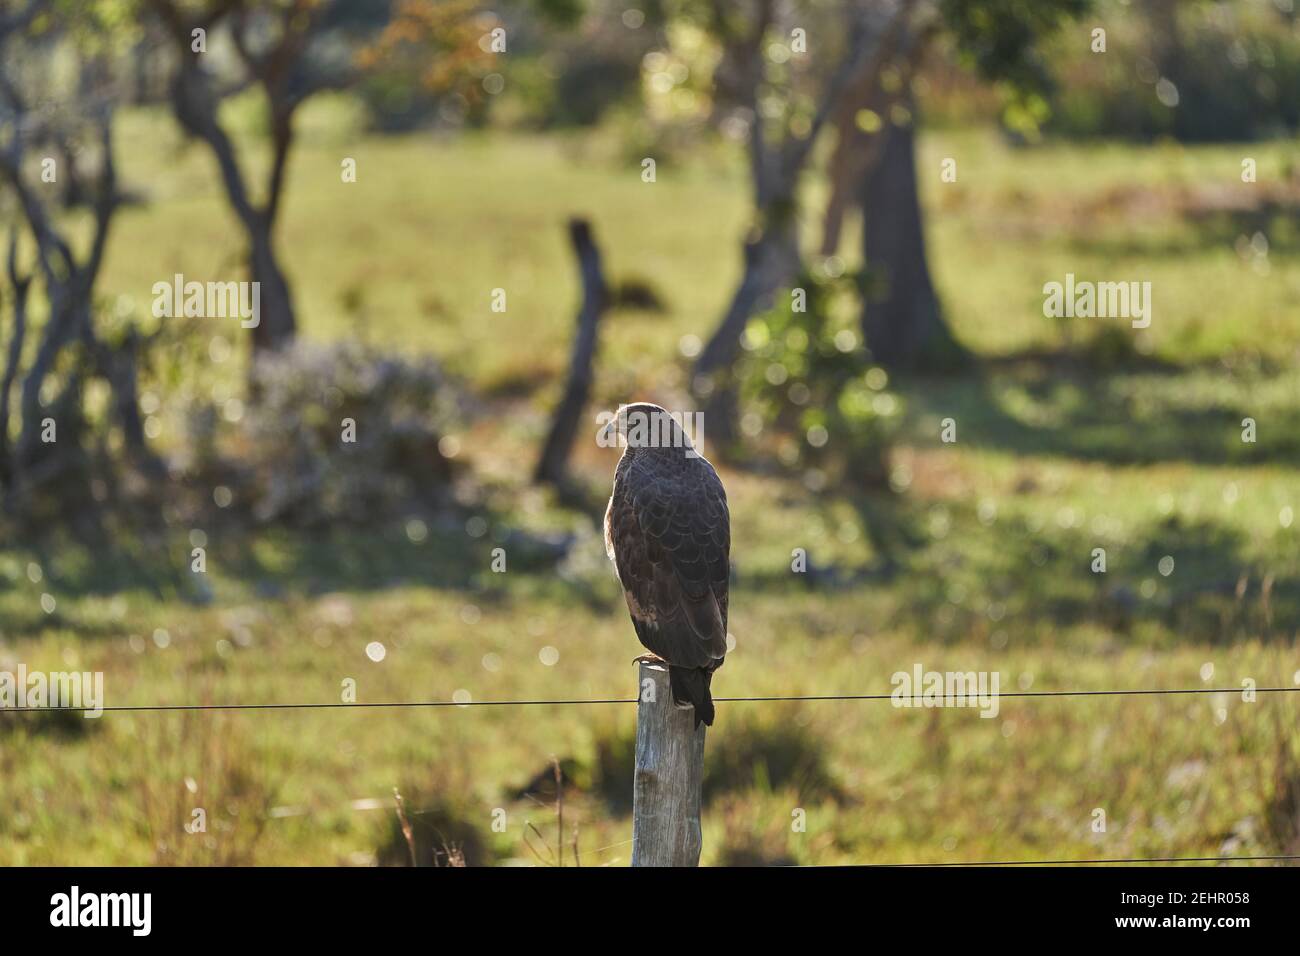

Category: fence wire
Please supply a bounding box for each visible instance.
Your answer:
[1,684,1296,713]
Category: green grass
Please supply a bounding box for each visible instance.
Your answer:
[1,102,1298,865]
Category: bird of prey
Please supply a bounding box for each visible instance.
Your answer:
[603,403,730,727]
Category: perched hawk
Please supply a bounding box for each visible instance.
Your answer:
[603,403,730,726]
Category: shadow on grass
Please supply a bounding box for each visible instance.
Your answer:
[899,511,1296,646]
[376,782,495,867]
[898,356,1300,467]
[0,510,617,617]
[538,710,848,817]
[747,482,1296,646]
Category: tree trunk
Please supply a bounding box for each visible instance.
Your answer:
[170,58,297,356]
[14,298,80,469]
[691,222,799,445]
[534,218,608,487]
[0,231,30,481]
[692,231,791,382]
[99,328,165,479]
[820,95,892,257]
[860,105,963,370]
[249,218,296,352]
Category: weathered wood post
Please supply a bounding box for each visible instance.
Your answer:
[533,217,609,488]
[632,661,706,866]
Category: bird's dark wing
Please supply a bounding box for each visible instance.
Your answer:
[608,457,729,670]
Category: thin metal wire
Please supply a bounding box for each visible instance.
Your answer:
[0,684,1295,713]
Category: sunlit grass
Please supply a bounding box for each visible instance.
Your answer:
[1,106,1298,864]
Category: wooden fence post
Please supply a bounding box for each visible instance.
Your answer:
[532,217,608,488]
[632,661,706,866]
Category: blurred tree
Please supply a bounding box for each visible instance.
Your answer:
[856,0,1090,369]
[856,85,962,370]
[686,0,1089,435]
[818,14,959,371]
[0,0,162,528]
[141,0,384,355]
[687,0,912,440]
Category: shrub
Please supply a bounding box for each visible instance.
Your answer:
[703,708,845,805]
[181,342,464,527]
[736,269,902,492]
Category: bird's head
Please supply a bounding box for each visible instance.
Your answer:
[600,402,697,457]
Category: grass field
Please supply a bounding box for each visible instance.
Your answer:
[1,99,1297,865]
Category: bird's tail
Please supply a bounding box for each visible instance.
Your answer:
[669,666,715,728]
